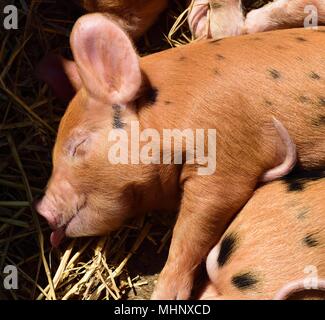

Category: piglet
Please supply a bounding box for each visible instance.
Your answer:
[200,172,325,300]
[188,0,244,39]
[244,0,325,35]
[189,0,325,40]
[75,0,168,38]
[36,14,325,299]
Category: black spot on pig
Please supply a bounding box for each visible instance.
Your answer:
[297,207,309,220]
[210,39,222,45]
[283,169,325,192]
[216,54,225,60]
[217,233,238,267]
[318,97,325,106]
[147,87,158,105]
[264,99,273,107]
[299,95,311,104]
[112,104,125,129]
[275,45,287,50]
[179,56,187,62]
[232,272,259,291]
[310,72,321,80]
[286,180,303,192]
[214,69,221,76]
[141,87,158,107]
[268,69,281,80]
[303,234,319,247]
[296,37,307,42]
[164,100,172,105]
[312,115,325,126]
[251,37,262,41]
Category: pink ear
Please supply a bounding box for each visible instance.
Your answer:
[36,54,82,103]
[70,13,142,105]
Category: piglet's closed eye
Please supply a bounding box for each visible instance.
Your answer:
[70,13,142,105]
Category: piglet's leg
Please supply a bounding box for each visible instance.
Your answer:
[151,174,256,300]
[244,0,325,34]
[188,0,245,39]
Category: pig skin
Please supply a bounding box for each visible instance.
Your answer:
[76,0,168,38]
[202,173,325,300]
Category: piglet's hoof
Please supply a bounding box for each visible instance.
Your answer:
[188,0,245,40]
[151,268,193,300]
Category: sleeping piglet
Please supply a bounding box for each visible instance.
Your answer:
[62,1,325,42]
[189,0,325,40]
[74,0,168,39]
[200,172,325,300]
[36,13,325,299]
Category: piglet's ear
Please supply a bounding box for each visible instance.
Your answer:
[70,13,142,105]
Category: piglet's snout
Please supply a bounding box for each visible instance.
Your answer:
[35,196,61,229]
[35,177,79,229]
[36,195,68,248]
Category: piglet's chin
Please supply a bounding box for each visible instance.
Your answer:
[64,212,97,238]
[50,216,85,248]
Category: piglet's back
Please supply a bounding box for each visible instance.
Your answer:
[215,172,325,300]
[140,27,325,169]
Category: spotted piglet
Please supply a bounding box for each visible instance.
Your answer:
[188,0,245,39]
[189,0,325,40]
[36,13,325,300]
[75,0,168,39]
[45,1,325,43]
[200,172,325,300]
[244,0,325,35]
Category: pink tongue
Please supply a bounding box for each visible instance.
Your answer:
[50,227,66,248]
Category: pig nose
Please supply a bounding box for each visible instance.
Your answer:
[35,197,59,229]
